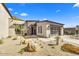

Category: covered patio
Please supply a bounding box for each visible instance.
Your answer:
[50,24,64,36]
[14,20,25,35]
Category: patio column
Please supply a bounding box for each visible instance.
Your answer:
[60,26,64,36]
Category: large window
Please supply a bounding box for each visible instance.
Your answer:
[38,26,42,33]
[50,25,60,35]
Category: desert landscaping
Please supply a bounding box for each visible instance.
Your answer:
[0,3,79,56]
[0,35,79,56]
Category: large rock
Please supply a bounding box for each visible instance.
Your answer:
[26,43,36,52]
[61,44,79,54]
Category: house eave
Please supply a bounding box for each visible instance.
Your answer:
[1,3,13,19]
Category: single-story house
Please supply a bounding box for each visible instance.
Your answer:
[24,20,64,37]
[64,28,76,35]
[64,25,79,35]
[0,3,15,39]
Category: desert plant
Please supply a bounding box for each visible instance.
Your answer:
[48,44,54,46]
[18,46,27,54]
[12,37,17,40]
[20,40,26,45]
[7,36,12,38]
[18,49,24,54]
[0,40,3,44]
[41,46,43,48]
[22,40,26,44]
[47,55,51,56]
[51,46,55,49]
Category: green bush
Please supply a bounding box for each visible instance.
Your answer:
[0,40,3,44]
[18,47,27,54]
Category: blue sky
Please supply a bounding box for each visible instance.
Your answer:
[5,3,79,27]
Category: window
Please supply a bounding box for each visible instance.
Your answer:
[38,26,42,33]
[50,26,59,35]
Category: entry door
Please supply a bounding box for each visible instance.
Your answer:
[31,26,36,35]
[59,30,61,35]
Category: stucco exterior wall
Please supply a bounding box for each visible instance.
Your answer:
[0,4,11,39]
[46,24,50,37]
[37,22,64,37]
[37,22,50,37]
[9,28,15,36]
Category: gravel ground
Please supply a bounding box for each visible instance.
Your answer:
[0,35,78,56]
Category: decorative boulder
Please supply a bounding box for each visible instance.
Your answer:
[26,43,36,52]
[61,44,79,54]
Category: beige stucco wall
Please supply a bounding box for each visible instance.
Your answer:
[0,4,11,39]
[37,22,64,37]
[37,22,50,37]
[60,26,64,35]
[9,28,15,36]
[46,24,50,37]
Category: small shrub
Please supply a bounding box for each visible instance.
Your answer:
[12,37,17,40]
[22,40,26,44]
[7,36,12,38]
[0,40,3,44]
[47,55,51,56]
[41,46,43,48]
[18,49,24,54]
[18,46,28,54]
[48,44,54,46]
[51,46,55,49]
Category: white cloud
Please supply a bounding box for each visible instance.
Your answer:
[20,13,28,16]
[43,18,48,20]
[73,3,79,8]
[56,9,61,13]
[8,8,13,11]
[14,12,18,14]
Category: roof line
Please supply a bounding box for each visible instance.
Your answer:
[39,20,64,25]
[1,3,13,19]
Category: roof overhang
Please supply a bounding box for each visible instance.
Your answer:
[2,3,13,19]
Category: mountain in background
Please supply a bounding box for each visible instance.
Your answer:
[13,16,23,21]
